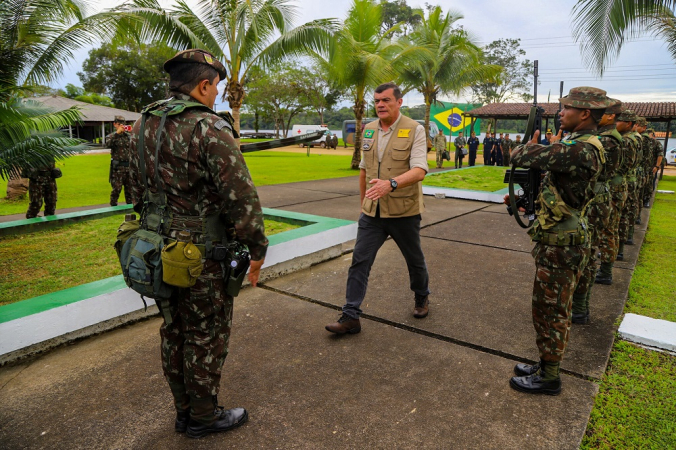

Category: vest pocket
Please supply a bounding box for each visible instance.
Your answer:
[386,186,416,216]
[391,146,410,160]
[362,196,375,214]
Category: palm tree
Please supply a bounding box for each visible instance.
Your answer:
[116,0,335,139]
[571,0,676,74]
[311,0,433,169]
[0,0,111,181]
[397,6,501,142]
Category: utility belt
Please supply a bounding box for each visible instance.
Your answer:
[169,215,230,261]
[533,229,587,246]
[591,182,610,204]
[111,160,130,168]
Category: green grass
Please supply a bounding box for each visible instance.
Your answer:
[0,215,299,306]
[0,152,359,216]
[582,175,676,449]
[423,165,506,192]
[625,176,676,322]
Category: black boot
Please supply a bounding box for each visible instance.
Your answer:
[187,396,248,439]
[626,238,634,245]
[175,410,190,433]
[635,217,641,225]
[643,200,650,208]
[595,269,613,285]
[510,361,562,396]
[572,309,590,325]
[514,360,541,377]
[617,252,624,261]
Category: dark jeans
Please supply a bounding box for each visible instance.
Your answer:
[468,149,477,166]
[343,213,430,318]
[455,150,464,168]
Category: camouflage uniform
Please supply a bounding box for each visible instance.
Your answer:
[107,126,135,206]
[454,135,466,169]
[129,87,268,423]
[572,117,623,317]
[25,159,58,218]
[502,137,512,166]
[640,131,656,207]
[621,129,642,243]
[434,133,447,169]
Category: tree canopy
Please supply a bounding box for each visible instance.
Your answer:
[470,38,533,104]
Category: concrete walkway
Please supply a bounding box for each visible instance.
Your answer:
[0,175,650,449]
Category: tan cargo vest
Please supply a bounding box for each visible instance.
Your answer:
[361,115,425,218]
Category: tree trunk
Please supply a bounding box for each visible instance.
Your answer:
[225,80,245,146]
[254,110,259,132]
[351,97,366,170]
[6,174,28,200]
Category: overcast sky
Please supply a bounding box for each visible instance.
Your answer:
[55,0,676,111]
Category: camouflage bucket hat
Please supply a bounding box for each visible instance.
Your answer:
[163,49,227,80]
[605,98,622,115]
[559,86,613,109]
[616,109,637,122]
[114,115,125,123]
[646,128,655,133]
[636,117,648,127]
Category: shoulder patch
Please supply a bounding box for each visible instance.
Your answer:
[561,140,576,145]
[214,119,230,131]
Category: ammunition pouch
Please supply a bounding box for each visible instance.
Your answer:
[591,182,610,204]
[530,178,588,246]
[112,160,130,169]
[114,218,141,259]
[161,239,204,288]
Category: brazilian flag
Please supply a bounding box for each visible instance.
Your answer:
[430,102,481,136]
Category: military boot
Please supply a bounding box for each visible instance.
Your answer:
[617,243,625,261]
[514,360,541,377]
[572,291,590,324]
[572,309,590,325]
[186,395,248,439]
[175,410,190,433]
[626,226,635,245]
[643,200,650,208]
[595,262,613,285]
[635,217,641,225]
[510,361,562,396]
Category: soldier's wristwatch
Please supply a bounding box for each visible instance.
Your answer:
[389,178,398,191]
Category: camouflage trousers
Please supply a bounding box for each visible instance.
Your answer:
[502,150,510,167]
[26,177,57,218]
[598,186,627,264]
[572,196,611,312]
[619,180,638,243]
[110,167,134,206]
[158,259,233,410]
[642,171,654,205]
[436,149,444,168]
[531,243,589,362]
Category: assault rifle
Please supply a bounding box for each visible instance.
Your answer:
[503,60,544,228]
[240,131,325,153]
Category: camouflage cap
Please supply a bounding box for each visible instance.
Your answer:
[605,98,622,115]
[636,117,648,127]
[163,49,227,80]
[114,115,125,123]
[559,86,613,109]
[616,109,637,122]
[646,128,655,133]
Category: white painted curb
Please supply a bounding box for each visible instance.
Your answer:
[422,185,505,203]
[618,313,676,353]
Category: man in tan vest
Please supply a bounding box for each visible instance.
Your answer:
[326,82,430,334]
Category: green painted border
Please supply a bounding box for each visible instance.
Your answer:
[423,165,508,194]
[0,205,133,237]
[0,208,354,324]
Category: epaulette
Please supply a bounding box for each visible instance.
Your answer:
[600,128,623,143]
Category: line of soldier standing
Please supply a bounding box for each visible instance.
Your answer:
[506,87,664,396]
[483,132,522,167]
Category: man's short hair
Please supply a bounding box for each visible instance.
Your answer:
[374,82,403,99]
[590,108,605,124]
[168,62,219,96]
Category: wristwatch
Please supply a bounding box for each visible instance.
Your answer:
[389,178,398,192]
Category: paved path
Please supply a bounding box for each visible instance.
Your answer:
[0,175,650,449]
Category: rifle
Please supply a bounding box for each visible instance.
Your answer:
[239,130,325,153]
[503,60,544,228]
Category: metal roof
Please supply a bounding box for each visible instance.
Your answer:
[465,102,676,122]
[25,96,142,123]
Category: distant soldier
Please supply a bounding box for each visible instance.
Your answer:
[494,133,503,166]
[467,131,480,166]
[510,135,522,161]
[616,110,640,260]
[625,119,644,242]
[483,132,494,166]
[107,115,134,206]
[595,100,627,286]
[648,129,664,191]
[571,98,622,323]
[454,131,467,169]
[434,129,447,169]
[502,133,512,166]
[508,87,612,395]
[24,157,59,218]
[635,117,651,222]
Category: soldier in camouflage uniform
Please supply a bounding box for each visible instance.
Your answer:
[507,87,612,395]
[24,158,58,218]
[615,110,640,260]
[454,131,467,168]
[622,116,644,246]
[638,119,657,210]
[634,117,651,222]
[648,129,664,192]
[129,49,268,438]
[434,129,447,168]
[570,98,623,322]
[595,101,627,286]
[107,115,135,206]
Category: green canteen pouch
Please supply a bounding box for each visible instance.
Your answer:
[161,240,204,288]
[114,219,140,258]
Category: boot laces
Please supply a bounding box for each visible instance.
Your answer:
[337,313,355,323]
[415,295,427,308]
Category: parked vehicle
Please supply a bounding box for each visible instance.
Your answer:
[666,147,676,165]
[291,124,331,147]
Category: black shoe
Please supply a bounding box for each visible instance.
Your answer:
[617,252,624,261]
[514,361,540,377]
[635,218,641,225]
[110,202,118,207]
[510,374,562,396]
[626,238,634,245]
[595,271,613,285]
[572,310,590,325]
[175,410,190,433]
[325,313,361,334]
[186,407,248,439]
[643,200,650,208]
